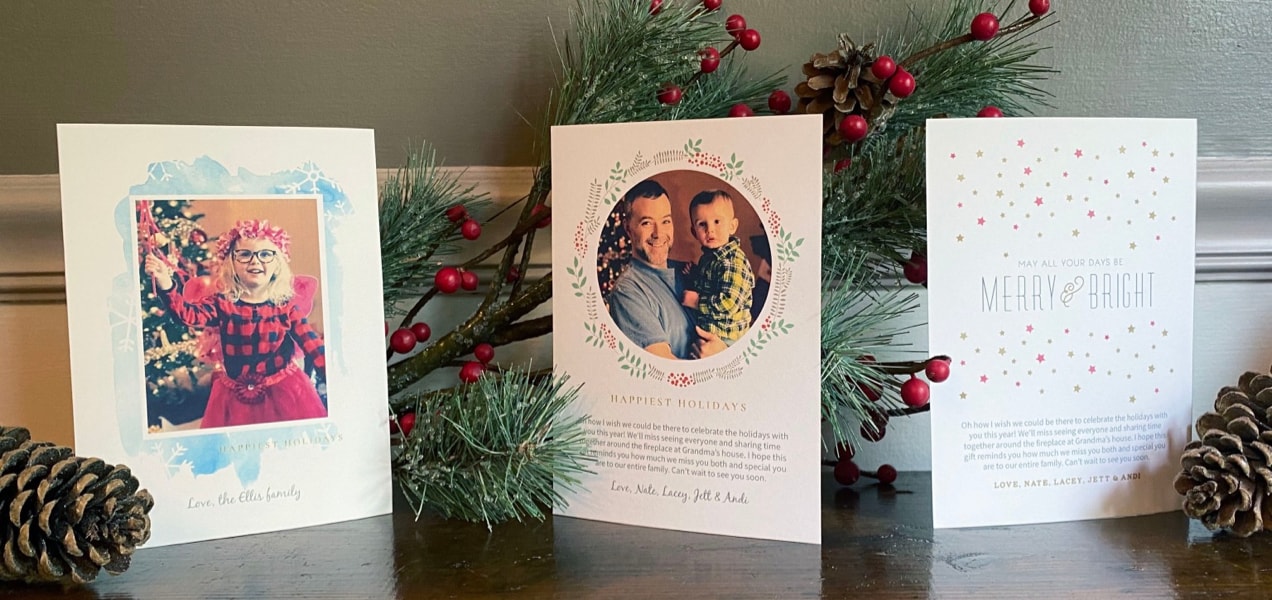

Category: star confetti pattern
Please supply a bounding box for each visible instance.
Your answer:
[927,119,1195,412]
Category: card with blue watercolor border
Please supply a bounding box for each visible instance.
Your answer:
[57,124,391,547]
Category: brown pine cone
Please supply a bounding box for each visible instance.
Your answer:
[795,34,901,149]
[1174,370,1272,536]
[0,426,154,584]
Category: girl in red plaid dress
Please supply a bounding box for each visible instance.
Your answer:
[145,220,327,428]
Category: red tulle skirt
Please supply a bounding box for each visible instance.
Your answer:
[201,364,327,428]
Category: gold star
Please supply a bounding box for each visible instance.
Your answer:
[1066,194,1074,201]
[976,150,984,158]
[960,392,968,399]
[1129,395,1136,403]
[1019,182,1026,189]
[1068,351,1075,358]
[1127,325,1136,333]
[1162,329,1169,337]
[1129,242,1137,250]
[996,190,1004,198]
[957,234,965,242]
[1072,229,1080,237]
[1162,176,1170,184]
[1119,146,1127,154]
[1009,201,1015,207]
[957,174,966,182]
[1074,385,1082,393]
[1148,365,1156,373]
[1003,252,1009,258]
[999,330,1006,336]
[1127,170,1136,179]
[1152,149,1159,157]
[999,347,1007,355]
[975,347,981,353]
[1149,211,1157,220]
[960,332,968,340]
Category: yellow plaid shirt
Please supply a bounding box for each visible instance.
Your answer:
[691,237,754,342]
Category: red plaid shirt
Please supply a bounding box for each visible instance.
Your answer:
[162,286,325,380]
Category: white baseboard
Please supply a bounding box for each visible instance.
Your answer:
[2,158,1270,299]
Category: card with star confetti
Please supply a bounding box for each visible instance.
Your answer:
[926,118,1196,528]
[57,124,391,546]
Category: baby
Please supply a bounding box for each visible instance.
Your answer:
[681,190,755,345]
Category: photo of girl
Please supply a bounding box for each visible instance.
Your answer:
[138,198,328,432]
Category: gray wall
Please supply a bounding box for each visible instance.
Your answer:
[1,1,1268,174]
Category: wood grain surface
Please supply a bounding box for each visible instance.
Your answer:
[1,471,1264,599]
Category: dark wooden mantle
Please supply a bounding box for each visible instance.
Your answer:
[1,470,1266,598]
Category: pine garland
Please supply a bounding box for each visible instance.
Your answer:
[392,370,591,527]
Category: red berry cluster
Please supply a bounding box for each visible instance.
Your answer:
[687,152,725,171]
[832,443,898,486]
[666,372,695,387]
[574,222,589,255]
[388,321,433,355]
[600,323,617,349]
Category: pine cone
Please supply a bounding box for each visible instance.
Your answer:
[1173,370,1272,537]
[795,35,899,148]
[0,426,154,584]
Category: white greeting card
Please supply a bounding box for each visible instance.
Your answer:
[58,124,391,546]
[927,118,1197,528]
[551,116,823,544]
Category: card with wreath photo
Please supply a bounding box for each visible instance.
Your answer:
[58,124,391,546]
[551,116,823,544]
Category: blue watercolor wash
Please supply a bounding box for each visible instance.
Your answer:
[110,156,354,485]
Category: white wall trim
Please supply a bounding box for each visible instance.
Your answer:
[2,158,1270,298]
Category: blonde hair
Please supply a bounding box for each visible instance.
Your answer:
[215,240,295,304]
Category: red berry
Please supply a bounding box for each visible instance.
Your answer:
[903,251,927,285]
[410,322,432,343]
[1029,0,1050,16]
[461,219,482,240]
[835,441,855,461]
[888,69,916,98]
[870,56,897,80]
[970,12,1000,41]
[859,354,877,364]
[658,84,683,105]
[459,360,485,383]
[699,47,721,73]
[737,29,761,51]
[833,458,861,486]
[461,269,479,291]
[901,376,931,408]
[474,342,495,364]
[725,14,746,37]
[858,381,881,402]
[834,158,851,173]
[838,114,868,143]
[435,267,461,294]
[875,464,898,485]
[393,412,417,437]
[649,0,662,15]
[530,204,551,228]
[767,90,791,114]
[389,328,417,354]
[861,422,887,442]
[445,204,467,223]
[703,0,722,10]
[506,266,522,283]
[728,103,754,118]
[977,105,1004,118]
[925,357,951,383]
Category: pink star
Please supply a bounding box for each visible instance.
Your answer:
[1089,365,1096,374]
[1104,179,1110,185]
[1013,224,1020,230]
[1156,235,1161,241]
[1034,196,1044,206]
[1036,354,1046,363]
[950,153,957,159]
[1062,171,1069,178]
[1016,381,1022,387]
[957,202,964,208]
[960,360,967,366]
[1151,166,1156,172]
[1024,167,1033,175]
[1155,388,1160,393]
[980,374,989,383]
[1104,334,1110,340]
[1142,141,1148,147]
[1064,328,1070,334]
[1087,210,1095,218]
[1026,324,1034,333]
[1150,321,1155,326]
[1017,139,1026,147]
[977,217,986,225]
[1074,149,1083,158]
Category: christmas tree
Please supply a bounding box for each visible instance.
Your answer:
[382,0,1055,523]
[136,199,214,430]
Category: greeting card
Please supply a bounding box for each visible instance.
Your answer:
[550,116,823,544]
[57,124,391,546]
[926,118,1197,528]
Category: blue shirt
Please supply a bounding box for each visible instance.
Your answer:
[608,259,696,359]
